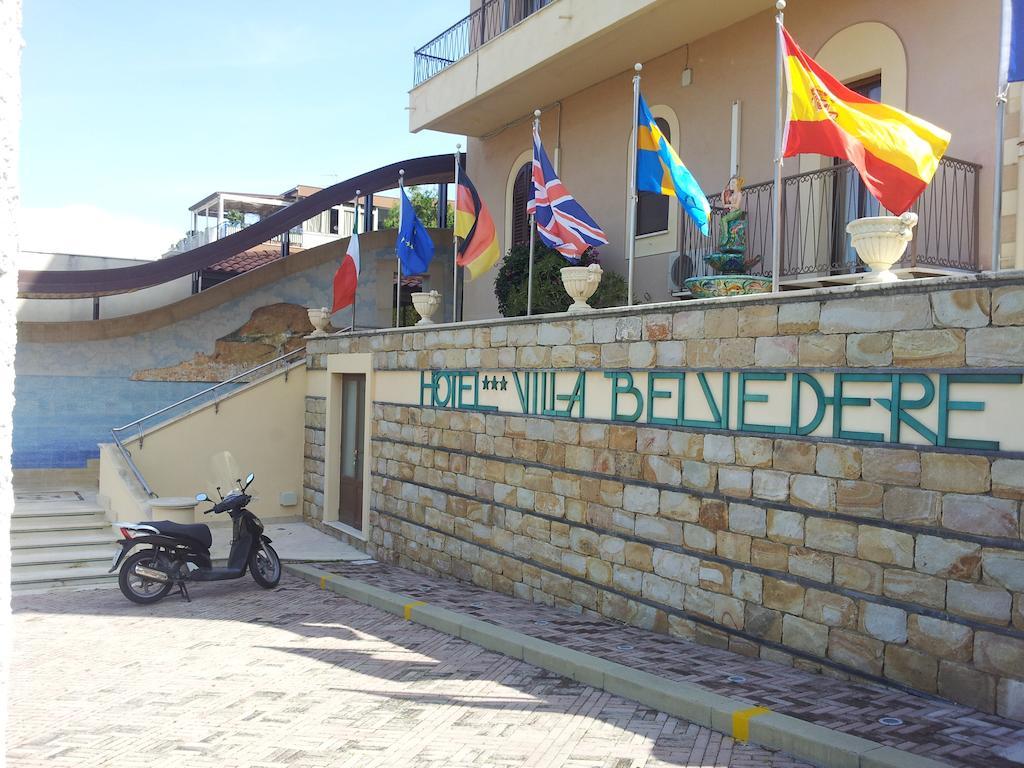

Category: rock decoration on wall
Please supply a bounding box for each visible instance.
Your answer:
[132,303,312,382]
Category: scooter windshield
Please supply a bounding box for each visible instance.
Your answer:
[209,451,243,498]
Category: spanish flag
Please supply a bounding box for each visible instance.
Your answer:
[781,26,950,215]
[455,167,501,280]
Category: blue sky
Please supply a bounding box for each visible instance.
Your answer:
[19,0,466,257]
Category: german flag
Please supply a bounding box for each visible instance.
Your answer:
[455,167,501,280]
[781,26,950,215]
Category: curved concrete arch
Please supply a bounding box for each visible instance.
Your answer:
[19,154,461,299]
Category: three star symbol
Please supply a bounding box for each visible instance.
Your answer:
[481,375,508,391]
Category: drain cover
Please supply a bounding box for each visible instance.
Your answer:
[878,717,904,727]
[726,675,747,684]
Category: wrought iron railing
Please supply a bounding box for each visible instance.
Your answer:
[677,156,980,286]
[110,348,306,497]
[414,0,555,86]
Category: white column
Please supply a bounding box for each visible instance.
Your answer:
[216,194,224,241]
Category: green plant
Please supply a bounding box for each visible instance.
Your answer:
[225,210,245,227]
[493,241,628,317]
[381,187,454,230]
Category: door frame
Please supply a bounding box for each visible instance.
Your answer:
[325,353,373,539]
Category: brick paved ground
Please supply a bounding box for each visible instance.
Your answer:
[7,576,811,768]
[319,561,1024,768]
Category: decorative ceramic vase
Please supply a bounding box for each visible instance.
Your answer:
[560,264,603,313]
[846,212,918,283]
[411,290,442,325]
[684,274,772,299]
[307,307,331,336]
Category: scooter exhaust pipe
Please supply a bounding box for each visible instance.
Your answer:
[134,565,170,583]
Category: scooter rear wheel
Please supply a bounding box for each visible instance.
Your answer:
[119,550,174,604]
[249,542,281,588]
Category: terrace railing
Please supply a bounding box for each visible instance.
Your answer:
[676,155,980,286]
[414,0,555,86]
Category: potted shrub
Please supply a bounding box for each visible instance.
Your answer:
[494,242,628,316]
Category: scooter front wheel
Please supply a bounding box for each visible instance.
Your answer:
[249,542,281,588]
[119,550,174,605]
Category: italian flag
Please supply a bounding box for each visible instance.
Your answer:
[332,232,360,312]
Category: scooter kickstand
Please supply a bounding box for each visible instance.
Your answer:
[177,580,191,602]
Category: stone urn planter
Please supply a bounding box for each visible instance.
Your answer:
[307,307,332,336]
[846,212,918,283]
[411,290,442,325]
[560,264,603,313]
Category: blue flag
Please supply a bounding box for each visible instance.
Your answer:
[396,186,435,275]
[1001,0,1024,84]
[636,92,711,236]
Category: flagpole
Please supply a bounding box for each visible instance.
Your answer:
[453,143,461,322]
[993,0,1011,273]
[770,0,786,293]
[626,62,642,307]
[352,189,360,332]
[527,109,540,317]
[396,169,404,328]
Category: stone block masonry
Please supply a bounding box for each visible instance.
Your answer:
[303,395,326,520]
[308,272,1024,722]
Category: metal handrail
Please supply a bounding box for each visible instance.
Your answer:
[109,347,306,498]
[413,0,555,86]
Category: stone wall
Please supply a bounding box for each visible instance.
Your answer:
[303,395,326,520]
[308,272,1024,721]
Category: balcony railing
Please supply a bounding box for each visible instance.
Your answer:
[414,0,555,86]
[676,155,980,287]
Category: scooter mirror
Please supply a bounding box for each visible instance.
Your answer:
[196,493,208,502]
[245,473,255,486]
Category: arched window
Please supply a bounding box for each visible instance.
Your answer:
[636,117,671,236]
[510,162,532,246]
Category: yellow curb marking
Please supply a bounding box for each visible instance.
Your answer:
[319,575,327,589]
[732,706,771,743]
[403,601,427,621]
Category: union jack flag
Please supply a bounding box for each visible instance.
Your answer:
[527,124,608,263]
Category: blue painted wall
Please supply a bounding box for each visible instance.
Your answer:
[13,376,212,468]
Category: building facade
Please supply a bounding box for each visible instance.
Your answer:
[410,0,1013,320]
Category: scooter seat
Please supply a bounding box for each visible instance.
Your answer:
[149,520,212,549]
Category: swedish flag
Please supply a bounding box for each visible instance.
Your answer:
[636,92,711,236]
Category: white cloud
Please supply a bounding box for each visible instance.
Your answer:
[18,205,183,262]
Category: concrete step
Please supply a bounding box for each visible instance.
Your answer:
[12,510,108,526]
[11,517,112,535]
[11,536,118,561]
[12,502,105,519]
[11,530,117,550]
[13,557,116,577]
[12,564,117,590]
[12,546,117,569]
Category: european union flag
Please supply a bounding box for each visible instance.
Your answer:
[636,91,711,236]
[397,185,435,275]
